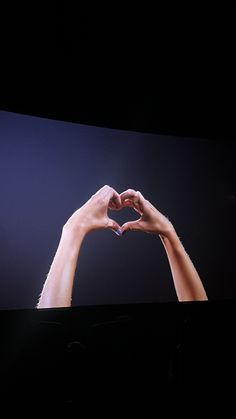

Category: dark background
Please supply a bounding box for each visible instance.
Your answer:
[0,7,235,310]
[0,5,234,142]
[0,110,235,309]
[0,6,235,412]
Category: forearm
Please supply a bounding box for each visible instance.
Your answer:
[36,185,121,308]
[160,229,208,302]
[37,226,85,308]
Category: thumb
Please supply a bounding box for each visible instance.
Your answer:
[121,219,141,233]
[106,217,122,232]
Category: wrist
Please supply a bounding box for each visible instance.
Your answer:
[62,221,86,253]
[63,211,89,236]
[159,227,184,253]
[157,220,175,238]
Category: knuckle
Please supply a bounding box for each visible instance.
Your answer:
[97,197,105,205]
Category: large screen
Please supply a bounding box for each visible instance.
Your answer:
[0,110,235,309]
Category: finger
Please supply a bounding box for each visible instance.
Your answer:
[120,190,139,210]
[102,186,122,209]
[108,194,122,210]
[122,198,134,207]
[106,217,122,232]
[121,219,142,233]
[121,199,143,216]
[93,185,110,197]
[120,189,137,203]
[135,191,145,213]
[93,185,121,210]
[121,190,144,214]
[94,185,116,200]
[112,228,123,237]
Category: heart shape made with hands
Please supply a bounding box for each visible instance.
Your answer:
[110,209,140,236]
[108,190,144,236]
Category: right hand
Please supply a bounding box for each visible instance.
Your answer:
[120,189,174,236]
[64,185,122,236]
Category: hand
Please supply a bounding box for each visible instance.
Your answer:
[120,189,174,237]
[64,185,122,236]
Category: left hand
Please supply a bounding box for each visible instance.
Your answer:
[119,189,174,236]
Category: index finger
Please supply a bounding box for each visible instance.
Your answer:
[100,185,122,209]
[120,189,145,213]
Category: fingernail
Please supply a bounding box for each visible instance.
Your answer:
[114,228,122,236]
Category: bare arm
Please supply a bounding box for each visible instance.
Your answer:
[37,185,122,308]
[120,189,208,302]
[159,230,207,301]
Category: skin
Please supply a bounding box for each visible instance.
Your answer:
[120,189,208,302]
[37,185,208,308]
